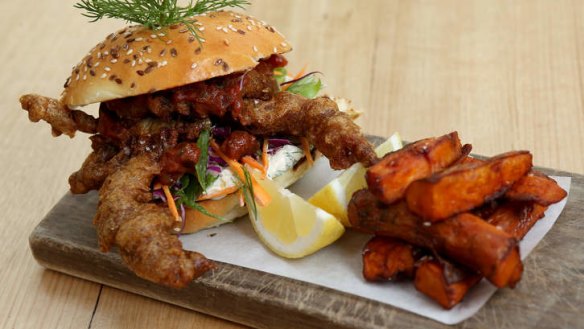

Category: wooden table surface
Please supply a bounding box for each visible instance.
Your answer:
[1,0,583,328]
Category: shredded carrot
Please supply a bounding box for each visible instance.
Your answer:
[242,156,266,178]
[300,137,314,166]
[196,186,240,201]
[162,185,181,223]
[210,140,272,207]
[282,64,307,91]
[262,139,269,176]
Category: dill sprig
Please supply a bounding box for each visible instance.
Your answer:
[74,0,250,41]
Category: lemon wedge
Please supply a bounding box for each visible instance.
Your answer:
[246,170,345,258]
[308,133,403,226]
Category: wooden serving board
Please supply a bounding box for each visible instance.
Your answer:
[29,136,584,329]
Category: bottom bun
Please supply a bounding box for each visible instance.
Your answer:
[182,152,320,234]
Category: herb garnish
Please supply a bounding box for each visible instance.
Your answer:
[277,70,324,99]
[282,72,323,99]
[196,128,215,191]
[74,0,250,41]
[240,166,258,220]
[175,174,224,221]
[173,128,222,220]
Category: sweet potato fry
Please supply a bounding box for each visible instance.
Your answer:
[362,236,418,281]
[348,189,523,288]
[366,132,465,204]
[405,151,533,221]
[505,171,567,206]
[414,257,481,309]
[487,201,548,239]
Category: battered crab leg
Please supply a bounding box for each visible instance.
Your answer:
[95,154,214,288]
[20,94,97,137]
[237,92,378,169]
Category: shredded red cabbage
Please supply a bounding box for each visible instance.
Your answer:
[152,189,166,202]
[268,138,293,154]
[211,126,231,140]
[207,165,223,173]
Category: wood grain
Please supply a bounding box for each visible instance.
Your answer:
[2,0,584,328]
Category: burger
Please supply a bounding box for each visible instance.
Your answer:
[20,8,377,287]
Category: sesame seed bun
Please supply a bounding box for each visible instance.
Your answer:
[61,11,292,107]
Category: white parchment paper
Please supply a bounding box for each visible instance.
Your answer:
[180,157,571,325]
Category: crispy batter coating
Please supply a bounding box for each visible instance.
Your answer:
[94,154,213,287]
[236,92,377,169]
[20,94,97,137]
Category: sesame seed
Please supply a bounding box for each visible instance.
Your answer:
[159,49,166,57]
[188,36,195,43]
[191,63,198,69]
[158,33,165,37]
[170,48,177,57]
[94,62,100,67]
[247,25,252,31]
[194,47,202,54]
[200,38,206,43]
[179,28,188,33]
[110,59,118,63]
[104,67,111,71]
[253,45,258,52]
[145,58,152,63]
[224,39,230,46]
[82,74,87,80]
[76,74,80,81]
[160,60,168,67]
[100,73,107,79]
[97,52,102,59]
[136,70,144,76]
[123,59,130,64]
[115,78,122,84]
[150,34,157,38]
[222,27,228,33]
[281,42,287,47]
[130,82,136,88]
[135,37,143,42]
[229,25,237,31]
[423,222,431,227]
[216,26,223,30]
[104,51,109,55]
[131,60,136,67]
[237,29,245,35]
[273,47,278,53]
[89,70,95,76]
[198,27,205,31]
[166,40,172,45]
[126,49,134,55]
[138,59,144,64]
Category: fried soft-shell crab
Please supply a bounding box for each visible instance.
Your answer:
[20,11,377,287]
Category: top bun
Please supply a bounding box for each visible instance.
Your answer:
[61,11,292,107]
